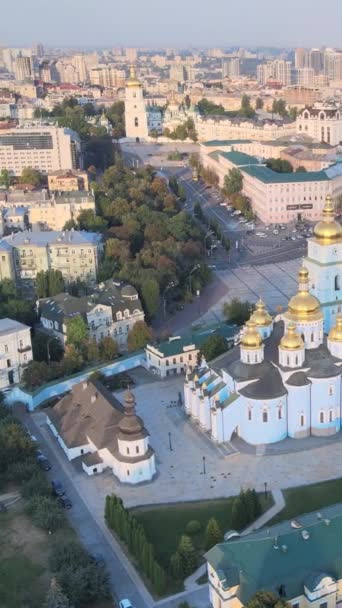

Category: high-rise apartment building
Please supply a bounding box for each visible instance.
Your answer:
[32,43,44,58]
[295,48,308,69]
[126,48,138,62]
[89,65,126,88]
[296,67,315,87]
[324,49,342,81]
[257,59,292,86]
[222,57,240,79]
[0,126,82,175]
[15,55,32,81]
[309,48,323,74]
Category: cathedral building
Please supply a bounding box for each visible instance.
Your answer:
[184,196,342,446]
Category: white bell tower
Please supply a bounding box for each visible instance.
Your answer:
[125,65,148,141]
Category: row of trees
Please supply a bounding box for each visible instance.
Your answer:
[197,95,255,119]
[194,201,230,253]
[169,517,222,581]
[105,494,166,595]
[163,118,198,142]
[231,489,263,530]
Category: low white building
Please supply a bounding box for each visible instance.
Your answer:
[297,102,342,145]
[0,318,32,389]
[39,280,145,350]
[46,380,156,484]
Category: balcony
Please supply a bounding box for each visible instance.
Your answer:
[17,345,32,354]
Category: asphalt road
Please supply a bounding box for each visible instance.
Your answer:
[16,406,152,608]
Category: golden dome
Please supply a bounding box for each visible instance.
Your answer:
[250,299,272,327]
[240,320,263,349]
[328,314,342,342]
[314,195,342,244]
[126,65,141,87]
[286,265,323,321]
[280,322,304,350]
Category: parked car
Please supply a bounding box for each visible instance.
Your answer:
[273,229,279,234]
[119,600,133,608]
[90,552,105,566]
[255,231,266,237]
[57,495,72,509]
[51,480,65,496]
[29,433,38,442]
[37,455,51,471]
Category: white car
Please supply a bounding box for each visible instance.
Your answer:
[239,218,248,223]
[232,210,242,215]
[255,232,266,237]
[273,229,279,235]
[120,600,133,608]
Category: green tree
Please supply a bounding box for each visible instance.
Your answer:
[295,165,307,173]
[58,562,110,606]
[152,561,166,595]
[169,551,183,580]
[44,578,71,608]
[21,471,52,499]
[49,539,90,572]
[141,279,160,318]
[77,209,108,232]
[231,495,247,530]
[83,338,100,363]
[32,331,64,363]
[255,97,264,110]
[246,590,291,608]
[266,158,293,174]
[239,94,255,118]
[127,321,152,351]
[223,168,243,196]
[20,167,44,187]
[223,298,254,326]
[26,496,66,532]
[62,344,84,374]
[66,316,88,348]
[272,98,287,118]
[0,168,11,188]
[288,106,298,121]
[177,535,198,577]
[205,517,222,550]
[99,336,118,361]
[36,270,65,298]
[199,334,227,362]
[0,422,36,473]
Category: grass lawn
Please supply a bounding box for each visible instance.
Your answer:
[270,477,342,525]
[0,502,113,608]
[131,493,272,571]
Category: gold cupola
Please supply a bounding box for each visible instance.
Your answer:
[280,322,304,350]
[328,314,342,342]
[240,319,263,349]
[250,299,272,327]
[286,265,323,321]
[126,65,141,87]
[313,194,342,245]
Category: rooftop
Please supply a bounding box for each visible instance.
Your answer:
[241,165,330,184]
[206,502,342,603]
[0,229,101,248]
[147,323,239,358]
[220,151,260,166]
[0,317,30,336]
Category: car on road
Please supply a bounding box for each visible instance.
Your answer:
[29,433,38,442]
[290,236,296,241]
[120,599,133,608]
[255,231,266,237]
[90,552,106,566]
[57,495,72,509]
[232,210,241,215]
[51,480,65,496]
[280,225,286,230]
[37,454,52,471]
[273,229,279,234]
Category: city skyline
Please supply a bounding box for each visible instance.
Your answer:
[3,0,342,48]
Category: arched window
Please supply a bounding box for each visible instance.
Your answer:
[247,354,250,363]
[329,409,333,423]
[300,414,305,427]
[134,117,139,127]
[295,355,298,365]
[287,356,290,366]
[262,410,268,423]
[329,385,334,396]
[278,406,283,420]
[335,275,340,291]
[311,332,314,342]
[319,411,325,424]
[320,112,325,120]
[254,354,258,363]
[248,408,252,421]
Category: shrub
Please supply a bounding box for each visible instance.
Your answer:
[21,471,51,499]
[49,538,90,572]
[58,562,110,607]
[185,520,201,535]
[26,496,66,532]
[6,459,38,483]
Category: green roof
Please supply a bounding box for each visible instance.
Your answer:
[220,151,260,166]
[206,503,342,603]
[241,165,330,183]
[147,323,238,358]
[202,139,253,147]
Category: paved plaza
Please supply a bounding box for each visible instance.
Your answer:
[33,371,342,516]
[198,258,301,326]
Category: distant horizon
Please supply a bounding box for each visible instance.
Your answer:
[3,0,342,48]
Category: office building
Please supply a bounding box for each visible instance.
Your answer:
[222,57,240,79]
[295,47,308,69]
[48,170,89,192]
[0,126,82,176]
[14,55,32,81]
[257,60,292,86]
[29,191,95,231]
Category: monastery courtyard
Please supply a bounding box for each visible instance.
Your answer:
[33,371,342,516]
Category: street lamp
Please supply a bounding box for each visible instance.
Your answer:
[168,432,173,451]
[264,481,268,500]
[163,281,175,318]
[188,264,201,294]
[204,230,214,258]
[202,455,206,475]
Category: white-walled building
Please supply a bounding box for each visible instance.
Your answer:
[0,318,32,389]
[39,280,144,350]
[125,66,162,141]
[0,126,82,175]
[297,103,342,145]
[184,198,342,446]
[46,381,156,484]
[206,504,342,608]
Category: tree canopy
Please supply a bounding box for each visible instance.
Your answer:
[223,298,254,326]
[266,158,293,174]
[199,334,228,362]
[223,168,243,196]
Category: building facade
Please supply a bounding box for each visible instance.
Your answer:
[48,170,89,192]
[0,318,32,389]
[0,229,101,289]
[184,200,342,446]
[29,191,95,231]
[47,381,156,483]
[297,103,342,145]
[39,280,145,350]
[0,126,82,175]
[124,66,162,140]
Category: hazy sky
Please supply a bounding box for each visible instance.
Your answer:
[2,0,342,48]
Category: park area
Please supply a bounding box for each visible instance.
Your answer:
[0,501,113,608]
